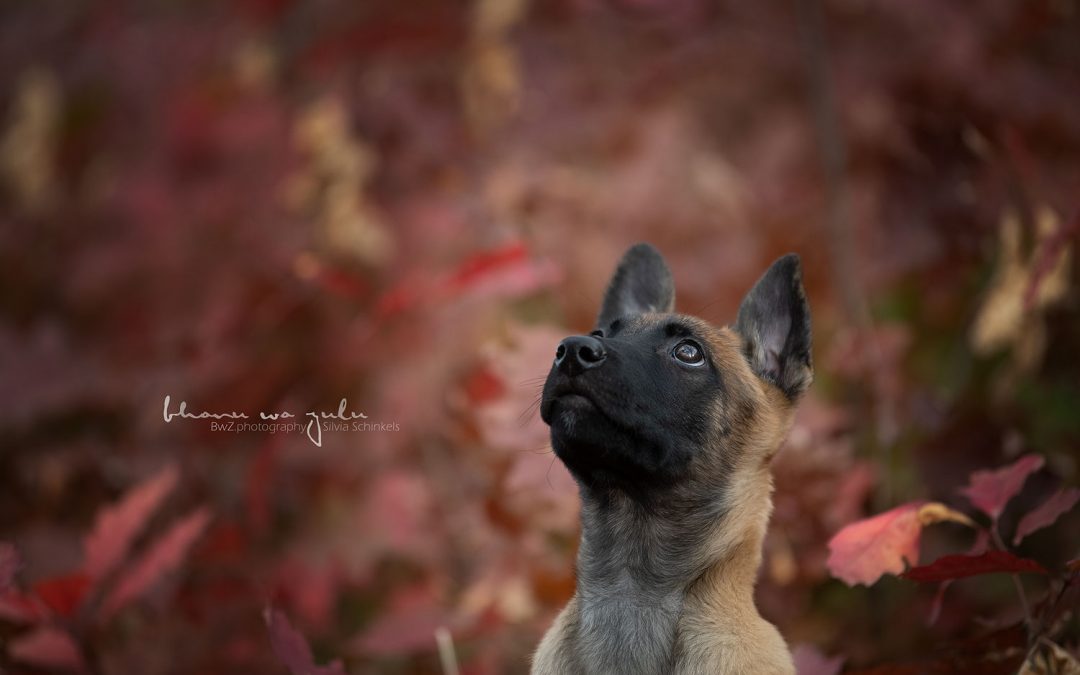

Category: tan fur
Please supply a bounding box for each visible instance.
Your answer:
[532,322,797,675]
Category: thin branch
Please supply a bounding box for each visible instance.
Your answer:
[796,0,862,324]
[435,626,461,675]
[796,0,899,502]
[990,521,1034,638]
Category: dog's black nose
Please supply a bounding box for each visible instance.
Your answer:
[554,335,607,375]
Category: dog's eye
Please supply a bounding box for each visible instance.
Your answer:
[672,340,705,367]
[590,330,604,338]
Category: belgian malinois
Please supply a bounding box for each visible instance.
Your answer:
[533,243,811,674]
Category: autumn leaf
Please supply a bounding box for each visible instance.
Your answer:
[98,507,211,620]
[270,556,341,629]
[348,583,448,656]
[457,566,539,624]
[349,609,446,657]
[1013,486,1080,545]
[926,581,950,626]
[443,241,561,302]
[472,323,566,456]
[33,573,91,618]
[0,69,60,214]
[926,529,991,626]
[1020,642,1080,675]
[916,502,976,528]
[959,454,1044,521]
[357,470,435,561]
[502,449,579,535]
[83,463,180,581]
[826,501,925,586]
[289,95,391,267]
[462,0,526,132]
[1017,639,1080,675]
[1024,211,1078,312]
[971,208,1071,359]
[8,625,85,672]
[0,591,49,624]
[374,242,560,318]
[264,607,346,675]
[901,551,1047,583]
[792,644,844,675]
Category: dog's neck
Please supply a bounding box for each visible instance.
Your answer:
[571,483,768,672]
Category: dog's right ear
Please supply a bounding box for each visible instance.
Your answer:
[596,243,676,329]
[734,254,813,400]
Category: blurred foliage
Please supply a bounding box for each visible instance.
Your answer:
[0,0,1078,673]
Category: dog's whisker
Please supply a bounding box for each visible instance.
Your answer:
[545,455,558,490]
[518,396,543,426]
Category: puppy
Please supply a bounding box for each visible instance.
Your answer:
[533,243,811,674]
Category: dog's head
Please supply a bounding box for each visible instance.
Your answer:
[540,243,812,499]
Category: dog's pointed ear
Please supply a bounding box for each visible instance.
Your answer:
[734,254,812,400]
[597,243,676,328]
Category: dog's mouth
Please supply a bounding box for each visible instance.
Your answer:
[540,381,603,424]
[551,391,591,406]
[540,364,697,492]
[544,392,595,421]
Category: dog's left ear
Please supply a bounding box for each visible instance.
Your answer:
[734,254,812,400]
[596,243,676,329]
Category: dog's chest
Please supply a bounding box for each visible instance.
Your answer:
[575,578,684,675]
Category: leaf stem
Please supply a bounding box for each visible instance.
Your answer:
[435,626,460,675]
[990,519,1034,638]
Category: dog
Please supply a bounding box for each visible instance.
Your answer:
[532,243,811,674]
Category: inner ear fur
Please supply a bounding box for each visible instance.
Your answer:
[733,254,813,400]
[596,243,676,329]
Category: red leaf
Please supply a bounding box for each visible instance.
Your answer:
[8,625,84,671]
[445,241,529,290]
[272,557,341,629]
[0,541,18,593]
[264,607,346,675]
[472,324,567,456]
[959,454,1043,520]
[348,589,446,656]
[792,644,844,675]
[358,471,434,560]
[0,592,50,624]
[374,242,560,319]
[444,241,560,303]
[98,507,211,620]
[349,609,442,656]
[462,365,506,404]
[374,278,422,318]
[927,529,990,626]
[826,501,925,586]
[313,265,370,300]
[1013,486,1080,545]
[901,551,1047,583]
[446,252,560,303]
[83,464,179,581]
[32,573,91,618]
[1025,211,1080,311]
[927,581,950,626]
